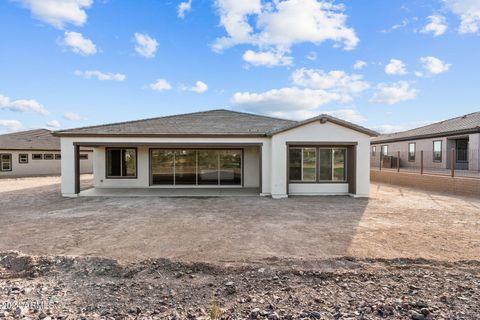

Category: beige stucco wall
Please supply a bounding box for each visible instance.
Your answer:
[0,149,92,177]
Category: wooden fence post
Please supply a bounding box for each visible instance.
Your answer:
[397,151,400,172]
[379,154,382,171]
[451,148,455,178]
[420,151,424,174]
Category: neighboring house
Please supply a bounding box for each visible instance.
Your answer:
[0,129,93,177]
[371,112,480,171]
[53,109,377,198]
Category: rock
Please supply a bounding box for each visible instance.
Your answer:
[310,311,321,319]
[268,312,279,320]
[420,308,430,316]
[225,282,236,294]
[411,311,425,320]
[250,308,260,318]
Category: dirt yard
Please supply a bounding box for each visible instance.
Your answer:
[1,176,480,319]
[0,176,479,263]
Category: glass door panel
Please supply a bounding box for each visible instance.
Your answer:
[175,150,197,185]
[198,150,219,185]
[151,150,174,185]
[219,150,241,185]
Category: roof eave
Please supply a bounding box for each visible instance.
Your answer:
[53,132,269,138]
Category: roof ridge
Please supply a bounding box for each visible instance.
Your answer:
[0,128,51,137]
[219,109,298,123]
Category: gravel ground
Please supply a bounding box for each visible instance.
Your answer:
[0,251,479,319]
[0,176,479,263]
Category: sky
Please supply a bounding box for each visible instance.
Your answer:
[0,0,479,134]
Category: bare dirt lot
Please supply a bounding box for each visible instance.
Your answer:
[0,177,479,319]
[0,176,479,263]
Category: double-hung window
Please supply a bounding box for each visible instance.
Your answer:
[106,148,137,178]
[381,145,388,157]
[0,154,12,171]
[408,143,416,161]
[433,140,442,162]
[19,154,28,164]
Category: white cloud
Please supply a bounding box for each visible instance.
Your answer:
[420,56,451,75]
[74,70,126,81]
[0,120,23,132]
[323,108,367,124]
[444,0,480,33]
[0,94,49,115]
[46,120,61,129]
[421,15,448,36]
[231,87,349,116]
[381,19,409,33]
[374,124,408,134]
[306,51,317,61]
[291,68,370,95]
[134,33,158,58]
[213,0,358,66]
[374,120,435,134]
[62,31,97,55]
[242,50,293,67]
[149,79,172,92]
[370,81,417,105]
[63,112,85,121]
[353,60,367,70]
[13,0,92,29]
[384,59,407,75]
[178,0,192,18]
[231,67,371,119]
[189,81,208,93]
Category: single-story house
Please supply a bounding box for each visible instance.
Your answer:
[371,112,480,171]
[53,109,377,198]
[0,129,93,177]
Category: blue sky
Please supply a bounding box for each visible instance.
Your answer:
[0,0,479,134]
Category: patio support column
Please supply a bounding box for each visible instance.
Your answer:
[260,142,272,196]
[61,138,79,197]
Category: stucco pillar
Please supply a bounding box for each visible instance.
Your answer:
[260,142,272,196]
[270,137,288,199]
[61,138,78,197]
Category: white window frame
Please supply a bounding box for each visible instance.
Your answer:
[0,154,12,172]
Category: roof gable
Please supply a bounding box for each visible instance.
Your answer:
[269,114,378,137]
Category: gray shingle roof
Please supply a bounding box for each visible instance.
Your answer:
[0,129,60,150]
[55,109,296,137]
[54,109,378,137]
[372,112,480,143]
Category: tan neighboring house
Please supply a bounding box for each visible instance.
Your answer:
[371,112,480,171]
[53,109,378,198]
[0,129,93,177]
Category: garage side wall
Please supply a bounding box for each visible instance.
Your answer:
[270,121,371,198]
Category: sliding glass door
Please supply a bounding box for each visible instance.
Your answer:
[151,149,242,186]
